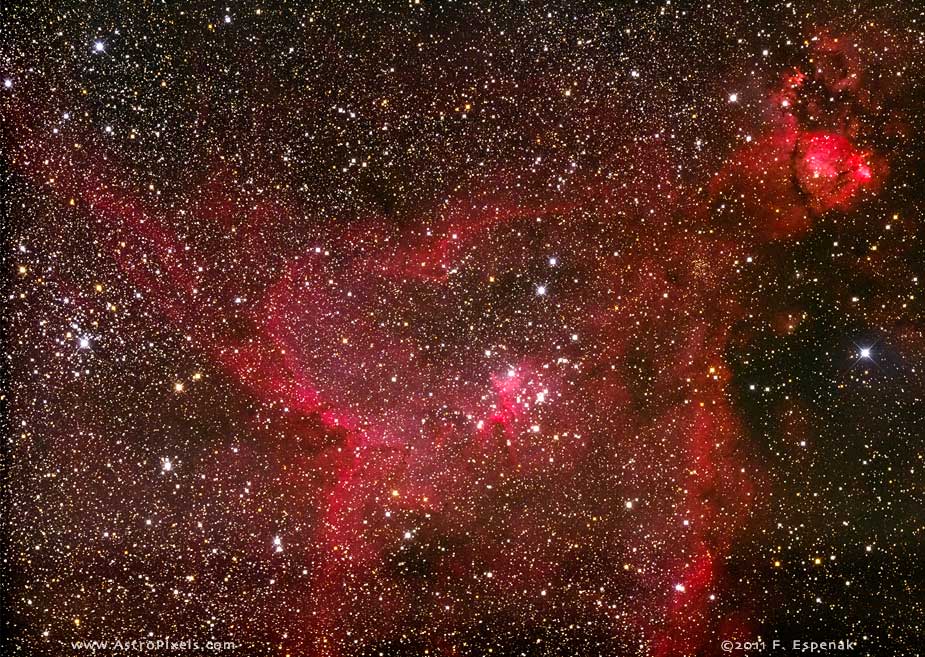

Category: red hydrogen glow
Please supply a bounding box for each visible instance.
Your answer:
[5,8,920,657]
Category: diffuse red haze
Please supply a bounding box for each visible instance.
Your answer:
[3,5,922,656]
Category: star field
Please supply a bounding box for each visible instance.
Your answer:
[2,2,924,656]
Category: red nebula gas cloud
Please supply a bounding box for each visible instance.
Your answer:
[4,6,922,657]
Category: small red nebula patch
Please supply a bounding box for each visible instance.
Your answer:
[794,131,880,214]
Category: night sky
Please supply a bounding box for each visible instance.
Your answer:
[2,1,924,656]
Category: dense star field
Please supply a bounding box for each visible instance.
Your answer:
[2,1,924,655]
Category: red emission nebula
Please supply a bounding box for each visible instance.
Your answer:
[2,3,924,657]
